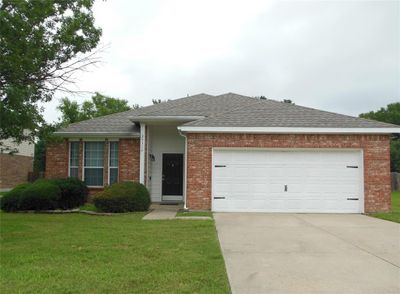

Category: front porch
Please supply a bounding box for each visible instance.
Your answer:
[140,122,187,206]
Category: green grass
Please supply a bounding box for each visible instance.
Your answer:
[0,213,230,293]
[370,191,400,223]
[176,211,213,218]
[79,203,98,212]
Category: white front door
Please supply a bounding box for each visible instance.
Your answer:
[212,149,363,213]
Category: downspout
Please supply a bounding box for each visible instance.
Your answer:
[139,123,146,184]
[178,130,188,210]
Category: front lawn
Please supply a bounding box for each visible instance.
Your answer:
[369,191,400,223]
[0,213,230,293]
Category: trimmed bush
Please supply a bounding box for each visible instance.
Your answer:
[19,181,61,211]
[50,178,88,209]
[93,182,150,213]
[0,183,31,212]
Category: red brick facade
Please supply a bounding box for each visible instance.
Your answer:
[119,139,140,182]
[0,154,33,189]
[186,133,391,213]
[45,139,69,178]
[45,138,140,195]
[45,134,392,213]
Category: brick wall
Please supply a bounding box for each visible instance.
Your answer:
[119,138,140,182]
[45,139,69,178]
[0,154,33,189]
[186,133,391,213]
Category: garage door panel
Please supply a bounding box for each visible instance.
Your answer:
[212,149,363,213]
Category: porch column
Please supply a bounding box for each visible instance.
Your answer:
[139,123,146,184]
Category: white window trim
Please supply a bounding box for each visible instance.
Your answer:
[108,141,119,185]
[83,141,105,188]
[68,141,79,177]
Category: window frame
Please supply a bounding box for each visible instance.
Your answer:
[68,141,79,178]
[83,141,105,187]
[108,141,119,185]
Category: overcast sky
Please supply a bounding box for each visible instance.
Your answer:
[44,0,400,123]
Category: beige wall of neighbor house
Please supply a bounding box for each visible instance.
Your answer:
[0,135,34,190]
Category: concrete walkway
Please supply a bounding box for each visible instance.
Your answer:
[215,213,400,294]
[142,203,182,220]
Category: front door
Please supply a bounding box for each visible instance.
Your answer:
[162,154,183,200]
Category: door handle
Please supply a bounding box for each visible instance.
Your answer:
[284,185,288,192]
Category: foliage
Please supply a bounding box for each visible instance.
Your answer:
[359,103,400,125]
[152,98,169,104]
[283,99,294,104]
[57,92,136,125]
[33,123,60,173]
[0,0,101,148]
[93,182,150,212]
[359,102,400,172]
[19,181,61,211]
[0,183,31,212]
[0,178,89,211]
[50,178,88,209]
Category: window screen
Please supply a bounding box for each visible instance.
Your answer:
[84,142,104,186]
[69,142,79,178]
[109,142,119,184]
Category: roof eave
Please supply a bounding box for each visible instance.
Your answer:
[53,131,140,138]
[177,126,400,134]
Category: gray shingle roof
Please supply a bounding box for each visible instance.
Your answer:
[56,92,399,136]
[183,95,399,128]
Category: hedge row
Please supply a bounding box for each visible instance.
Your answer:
[0,178,88,212]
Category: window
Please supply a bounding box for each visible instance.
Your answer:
[109,142,119,184]
[84,142,104,186]
[69,142,79,178]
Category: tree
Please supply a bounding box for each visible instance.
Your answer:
[152,98,169,104]
[0,0,102,149]
[359,103,400,126]
[57,93,134,125]
[360,102,400,172]
[283,99,294,104]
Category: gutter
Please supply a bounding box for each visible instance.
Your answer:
[178,130,188,210]
[54,131,140,138]
[177,126,400,134]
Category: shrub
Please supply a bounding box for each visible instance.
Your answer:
[19,181,61,210]
[0,183,31,212]
[93,182,150,213]
[50,178,88,209]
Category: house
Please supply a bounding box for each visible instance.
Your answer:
[46,93,400,213]
[0,135,34,191]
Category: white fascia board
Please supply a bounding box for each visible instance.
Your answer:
[129,116,204,123]
[177,126,400,134]
[54,132,139,138]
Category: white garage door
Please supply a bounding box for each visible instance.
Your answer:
[212,149,363,213]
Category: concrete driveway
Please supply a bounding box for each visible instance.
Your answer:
[214,213,400,294]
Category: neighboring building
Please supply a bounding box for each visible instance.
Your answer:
[0,136,34,190]
[46,93,400,213]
